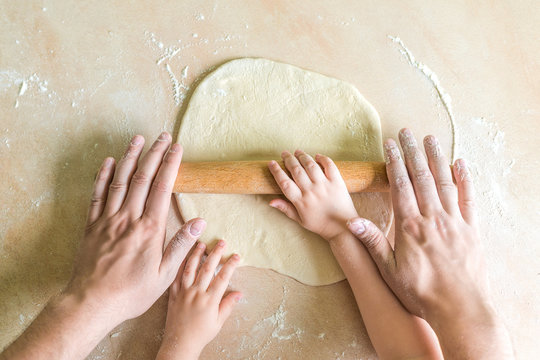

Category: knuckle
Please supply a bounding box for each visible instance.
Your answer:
[109,180,127,192]
[437,179,455,193]
[460,199,475,209]
[361,229,381,250]
[96,171,110,181]
[162,152,177,164]
[413,169,432,184]
[291,165,304,176]
[151,179,170,193]
[279,179,292,191]
[89,196,103,207]
[131,172,150,186]
[393,175,411,191]
[305,162,318,172]
[172,233,193,249]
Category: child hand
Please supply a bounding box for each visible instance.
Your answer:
[156,240,242,360]
[268,150,358,242]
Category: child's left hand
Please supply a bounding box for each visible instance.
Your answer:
[156,240,242,360]
[268,150,358,242]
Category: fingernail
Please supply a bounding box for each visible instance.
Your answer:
[383,141,401,164]
[158,132,169,141]
[170,143,181,153]
[294,149,302,156]
[424,136,441,158]
[235,294,243,302]
[197,242,206,249]
[347,218,366,235]
[217,239,225,247]
[131,135,143,145]
[456,159,470,181]
[232,253,240,260]
[189,219,206,236]
[103,157,113,167]
[269,160,277,166]
[281,151,289,158]
[399,128,416,149]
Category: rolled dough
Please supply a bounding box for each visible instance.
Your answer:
[174,58,392,286]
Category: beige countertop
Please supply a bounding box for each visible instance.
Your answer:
[1,1,539,359]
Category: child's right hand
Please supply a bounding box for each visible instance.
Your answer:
[156,240,242,360]
[268,150,358,242]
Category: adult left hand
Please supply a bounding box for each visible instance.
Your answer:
[1,132,206,360]
[67,132,206,324]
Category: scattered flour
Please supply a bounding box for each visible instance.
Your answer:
[388,35,457,162]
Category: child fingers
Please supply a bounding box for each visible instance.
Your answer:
[269,199,301,223]
[195,240,226,290]
[218,291,243,326]
[294,150,325,183]
[268,160,302,201]
[314,154,340,181]
[181,242,206,289]
[208,253,241,299]
[281,151,312,190]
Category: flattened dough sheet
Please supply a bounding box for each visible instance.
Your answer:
[175,58,392,286]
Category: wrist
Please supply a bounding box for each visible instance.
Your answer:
[157,335,202,360]
[325,228,354,243]
[426,299,513,359]
[55,290,115,336]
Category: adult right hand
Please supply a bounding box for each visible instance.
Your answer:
[347,129,513,359]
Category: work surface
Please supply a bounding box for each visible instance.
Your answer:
[1,1,539,359]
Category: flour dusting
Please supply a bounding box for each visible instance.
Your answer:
[388,35,457,162]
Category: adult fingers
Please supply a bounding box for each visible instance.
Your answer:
[208,253,241,299]
[268,160,302,201]
[123,132,172,218]
[160,218,206,284]
[86,157,115,227]
[281,151,312,190]
[453,159,477,225]
[103,135,145,216]
[269,199,301,223]
[347,218,396,276]
[218,291,243,326]
[143,142,183,221]
[423,136,458,214]
[398,129,441,215]
[315,154,341,181]
[181,241,206,289]
[383,138,420,218]
[294,150,325,183]
[195,240,226,290]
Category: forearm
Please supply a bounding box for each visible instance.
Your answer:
[426,299,514,359]
[1,291,114,360]
[329,232,442,360]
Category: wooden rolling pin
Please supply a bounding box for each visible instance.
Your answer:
[173,161,389,194]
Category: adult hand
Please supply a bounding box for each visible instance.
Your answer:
[347,129,513,359]
[66,132,205,324]
[1,132,206,360]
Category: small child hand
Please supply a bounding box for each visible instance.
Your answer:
[156,240,242,360]
[268,150,358,242]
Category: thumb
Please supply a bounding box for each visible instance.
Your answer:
[218,291,243,326]
[269,199,301,223]
[347,218,395,275]
[160,218,206,283]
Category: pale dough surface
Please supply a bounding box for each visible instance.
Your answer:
[175,58,392,286]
